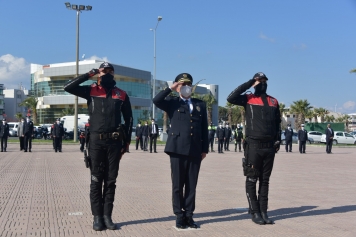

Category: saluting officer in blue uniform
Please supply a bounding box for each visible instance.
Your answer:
[153,73,209,229]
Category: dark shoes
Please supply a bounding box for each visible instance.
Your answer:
[93,216,105,231]
[103,215,116,230]
[261,212,274,224]
[154,151,158,153]
[176,216,186,229]
[251,213,265,225]
[186,216,199,228]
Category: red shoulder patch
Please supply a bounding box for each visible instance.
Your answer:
[112,87,126,101]
[90,84,106,98]
[246,94,263,106]
[267,96,278,107]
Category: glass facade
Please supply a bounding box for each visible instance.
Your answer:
[32,61,153,125]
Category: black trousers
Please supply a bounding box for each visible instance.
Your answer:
[136,136,143,150]
[89,139,122,216]
[54,137,62,151]
[299,141,306,153]
[149,134,158,152]
[24,134,32,151]
[79,137,85,151]
[218,139,224,152]
[1,137,8,150]
[285,139,292,152]
[19,136,24,150]
[208,136,214,151]
[224,137,231,150]
[235,140,242,151]
[170,154,201,218]
[326,140,333,153]
[245,143,275,213]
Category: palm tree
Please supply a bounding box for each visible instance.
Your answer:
[312,108,319,123]
[290,99,313,129]
[336,114,351,131]
[201,93,217,125]
[350,69,356,74]
[19,97,38,124]
[324,115,335,123]
[225,102,235,125]
[15,113,23,121]
[60,108,75,117]
[279,102,287,117]
[305,110,314,123]
[317,108,329,123]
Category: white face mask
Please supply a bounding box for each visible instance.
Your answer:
[26,119,30,122]
[57,121,60,124]
[2,121,5,124]
[219,125,222,128]
[138,124,141,127]
[301,127,304,130]
[151,122,155,124]
[180,85,192,97]
[288,126,291,129]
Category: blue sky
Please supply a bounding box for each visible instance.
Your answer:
[1,0,356,113]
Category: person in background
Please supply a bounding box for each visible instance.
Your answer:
[135,122,143,150]
[325,124,334,154]
[298,124,308,154]
[0,118,9,152]
[23,116,34,152]
[284,124,293,152]
[17,118,25,151]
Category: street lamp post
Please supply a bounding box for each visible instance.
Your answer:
[64,2,92,142]
[150,16,162,119]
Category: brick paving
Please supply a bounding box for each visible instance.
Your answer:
[0,143,356,237]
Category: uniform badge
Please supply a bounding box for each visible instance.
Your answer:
[115,90,121,97]
[196,105,201,112]
[183,74,187,78]
[271,98,275,105]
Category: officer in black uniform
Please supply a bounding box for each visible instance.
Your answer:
[153,73,209,229]
[224,123,232,151]
[0,118,9,152]
[284,124,293,152]
[64,62,133,231]
[298,124,308,154]
[208,122,216,152]
[135,122,143,150]
[53,118,64,152]
[234,126,243,152]
[23,116,34,152]
[227,72,281,225]
[216,123,225,153]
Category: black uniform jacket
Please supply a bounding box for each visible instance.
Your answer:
[284,128,294,141]
[325,128,334,142]
[225,127,232,139]
[0,123,9,137]
[23,121,34,136]
[298,129,308,141]
[63,73,133,145]
[135,126,143,137]
[153,88,209,158]
[216,127,225,139]
[227,79,281,141]
[53,123,64,137]
[208,126,216,139]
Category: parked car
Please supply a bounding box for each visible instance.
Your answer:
[307,131,324,143]
[7,122,19,137]
[349,131,356,139]
[321,131,356,145]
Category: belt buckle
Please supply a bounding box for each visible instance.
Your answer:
[112,132,119,140]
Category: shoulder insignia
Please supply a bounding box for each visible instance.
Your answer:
[112,87,127,101]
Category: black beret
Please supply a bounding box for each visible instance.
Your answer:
[174,73,193,84]
[99,62,114,71]
[253,72,268,80]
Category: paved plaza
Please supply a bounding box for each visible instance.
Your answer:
[0,143,355,237]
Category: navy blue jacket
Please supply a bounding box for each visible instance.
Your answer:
[0,123,9,137]
[216,127,225,139]
[153,88,209,158]
[284,128,294,141]
[325,128,334,142]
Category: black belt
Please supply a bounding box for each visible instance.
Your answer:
[95,132,121,140]
[248,140,274,149]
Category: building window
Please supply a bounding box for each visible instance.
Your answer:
[17,94,21,98]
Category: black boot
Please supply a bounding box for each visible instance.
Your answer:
[186,216,199,228]
[175,216,186,229]
[251,213,265,225]
[261,212,274,224]
[103,215,116,230]
[93,216,105,231]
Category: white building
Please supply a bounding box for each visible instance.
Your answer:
[3,88,29,122]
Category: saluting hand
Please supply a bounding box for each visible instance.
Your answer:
[170,81,183,92]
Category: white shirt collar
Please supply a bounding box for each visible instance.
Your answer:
[180,97,191,103]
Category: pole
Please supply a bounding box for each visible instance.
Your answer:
[74,10,79,142]
[153,28,156,119]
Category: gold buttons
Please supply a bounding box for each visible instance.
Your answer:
[191,133,193,136]
[178,109,180,112]
[191,126,193,129]
[190,120,192,122]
